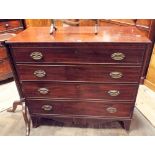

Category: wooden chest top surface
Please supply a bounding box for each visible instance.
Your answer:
[6,26,151,44]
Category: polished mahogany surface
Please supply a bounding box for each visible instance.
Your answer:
[22,82,138,100]
[11,46,146,64]
[16,64,141,83]
[7,26,150,43]
[27,99,133,118]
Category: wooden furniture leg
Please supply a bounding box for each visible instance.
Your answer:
[22,102,31,136]
[7,100,22,112]
[31,116,40,128]
[122,120,131,131]
[119,120,131,131]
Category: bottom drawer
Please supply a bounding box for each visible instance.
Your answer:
[27,99,134,118]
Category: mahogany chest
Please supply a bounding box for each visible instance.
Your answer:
[6,26,151,135]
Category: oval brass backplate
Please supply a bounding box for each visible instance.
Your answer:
[38,88,49,94]
[34,70,46,78]
[41,105,53,111]
[108,90,120,96]
[30,52,43,60]
[110,71,123,79]
[106,107,117,113]
[111,52,125,61]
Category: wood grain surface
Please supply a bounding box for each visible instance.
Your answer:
[7,26,150,43]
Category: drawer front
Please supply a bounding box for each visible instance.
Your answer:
[12,47,145,64]
[27,99,133,118]
[0,46,7,59]
[17,64,141,83]
[0,20,21,32]
[22,82,138,101]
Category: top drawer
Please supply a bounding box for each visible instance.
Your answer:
[0,20,22,32]
[11,47,146,64]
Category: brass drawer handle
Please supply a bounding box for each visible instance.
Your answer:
[108,90,120,96]
[5,23,9,28]
[41,105,53,111]
[111,52,125,61]
[34,70,46,78]
[106,107,117,113]
[38,88,49,94]
[110,72,123,79]
[30,52,43,60]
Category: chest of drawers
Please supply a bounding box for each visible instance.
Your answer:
[6,26,151,135]
[0,19,25,81]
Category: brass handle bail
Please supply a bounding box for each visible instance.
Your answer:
[106,107,117,113]
[30,52,43,60]
[34,70,46,78]
[110,72,123,79]
[108,90,120,96]
[111,52,125,61]
[42,105,53,111]
[38,88,49,94]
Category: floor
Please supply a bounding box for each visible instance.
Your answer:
[0,81,155,136]
[136,85,155,127]
[0,80,19,112]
